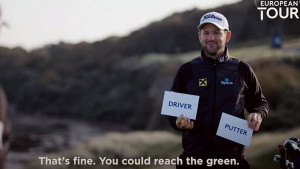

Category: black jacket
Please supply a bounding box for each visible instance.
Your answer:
[168,48,268,156]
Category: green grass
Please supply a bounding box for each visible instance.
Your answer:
[137,38,300,67]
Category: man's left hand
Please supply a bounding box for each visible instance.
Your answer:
[247,113,262,131]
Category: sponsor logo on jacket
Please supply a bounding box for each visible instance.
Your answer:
[199,78,207,87]
[221,78,233,85]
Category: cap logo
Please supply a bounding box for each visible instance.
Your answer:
[202,14,222,22]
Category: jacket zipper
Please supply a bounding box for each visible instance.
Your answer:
[209,63,217,148]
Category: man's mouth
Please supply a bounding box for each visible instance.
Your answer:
[207,43,216,48]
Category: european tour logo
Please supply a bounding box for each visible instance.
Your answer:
[254,0,300,21]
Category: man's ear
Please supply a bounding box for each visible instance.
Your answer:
[198,31,201,41]
[226,31,231,43]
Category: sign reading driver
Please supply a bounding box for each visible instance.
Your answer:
[161,91,199,120]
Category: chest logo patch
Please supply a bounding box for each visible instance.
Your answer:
[221,78,233,85]
[199,78,207,87]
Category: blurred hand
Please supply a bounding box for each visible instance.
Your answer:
[247,113,262,131]
[176,114,194,129]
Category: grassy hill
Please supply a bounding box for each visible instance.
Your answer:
[1,38,300,131]
[0,0,300,131]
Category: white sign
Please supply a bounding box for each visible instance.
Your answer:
[161,91,199,120]
[216,113,253,146]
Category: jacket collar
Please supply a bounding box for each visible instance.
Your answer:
[200,47,230,64]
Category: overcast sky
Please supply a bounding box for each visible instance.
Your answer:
[0,0,241,50]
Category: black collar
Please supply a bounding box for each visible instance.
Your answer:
[200,47,230,64]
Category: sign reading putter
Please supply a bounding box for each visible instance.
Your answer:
[217,113,253,146]
[161,91,199,120]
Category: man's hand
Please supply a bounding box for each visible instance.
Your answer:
[247,113,262,131]
[176,114,194,129]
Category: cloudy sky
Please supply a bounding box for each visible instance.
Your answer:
[0,0,240,50]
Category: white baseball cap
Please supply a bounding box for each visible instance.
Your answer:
[197,12,229,31]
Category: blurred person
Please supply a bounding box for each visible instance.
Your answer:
[0,87,9,169]
[0,7,10,169]
[167,12,268,169]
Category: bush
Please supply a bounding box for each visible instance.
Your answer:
[249,57,300,131]
[249,58,300,110]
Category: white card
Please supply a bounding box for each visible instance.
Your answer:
[161,91,199,120]
[216,112,253,146]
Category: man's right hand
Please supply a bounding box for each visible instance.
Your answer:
[176,114,194,129]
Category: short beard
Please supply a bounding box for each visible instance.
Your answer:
[202,44,222,60]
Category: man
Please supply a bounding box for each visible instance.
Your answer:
[167,12,268,169]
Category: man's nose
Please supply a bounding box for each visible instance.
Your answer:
[208,33,215,41]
